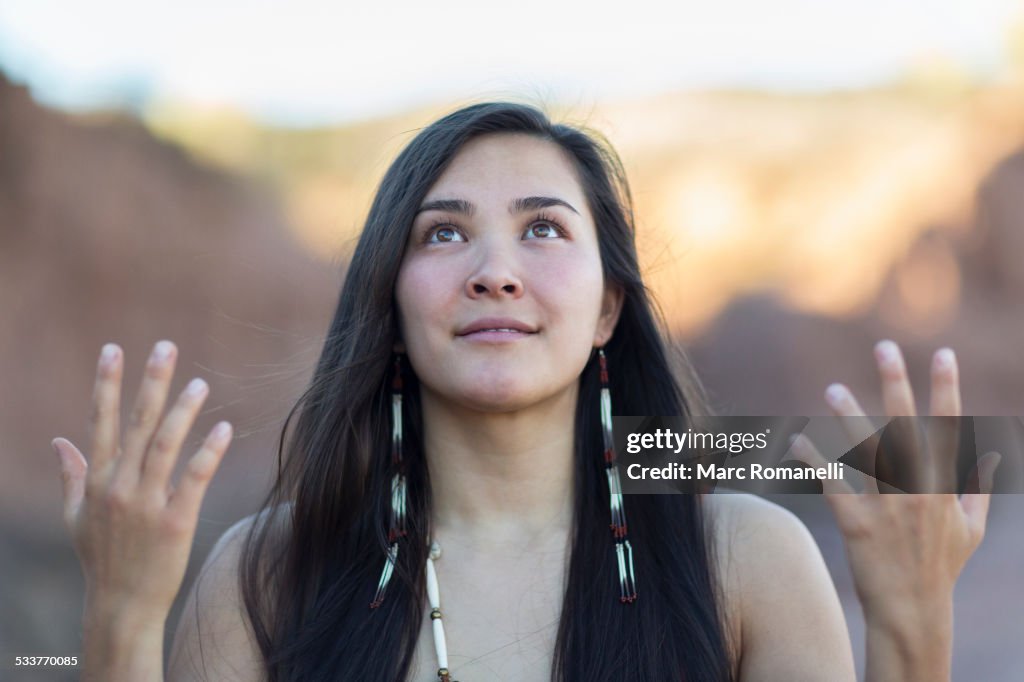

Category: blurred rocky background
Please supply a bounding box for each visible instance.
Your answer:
[2,42,1023,679]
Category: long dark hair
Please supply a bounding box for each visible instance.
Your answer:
[234,101,735,681]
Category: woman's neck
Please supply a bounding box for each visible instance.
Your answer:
[420,383,577,554]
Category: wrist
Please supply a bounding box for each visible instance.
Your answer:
[81,594,166,681]
[864,597,953,681]
[83,587,170,629]
[864,594,953,635]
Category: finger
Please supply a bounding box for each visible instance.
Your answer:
[928,348,961,417]
[960,451,1000,547]
[875,340,933,491]
[963,451,1001,495]
[825,383,878,448]
[875,340,917,417]
[824,383,880,494]
[138,377,209,499]
[788,433,856,497]
[787,433,867,525]
[88,343,123,474]
[120,341,178,483]
[52,437,88,527]
[981,451,1001,494]
[928,348,962,492]
[875,416,932,493]
[168,422,232,524]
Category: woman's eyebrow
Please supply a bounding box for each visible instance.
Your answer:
[415,196,580,217]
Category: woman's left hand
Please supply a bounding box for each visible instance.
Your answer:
[788,340,1000,680]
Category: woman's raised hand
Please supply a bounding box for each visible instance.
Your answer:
[52,341,233,622]
[789,340,1000,680]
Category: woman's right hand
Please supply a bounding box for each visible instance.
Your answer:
[52,340,233,622]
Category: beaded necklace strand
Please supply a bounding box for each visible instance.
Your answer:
[425,539,457,682]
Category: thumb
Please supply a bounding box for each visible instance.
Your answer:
[51,438,87,525]
[980,451,1002,494]
[960,450,1000,547]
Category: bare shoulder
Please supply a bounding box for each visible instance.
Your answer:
[702,493,822,604]
[703,491,812,549]
[167,503,293,682]
[702,493,855,681]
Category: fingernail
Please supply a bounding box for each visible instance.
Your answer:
[185,378,208,396]
[934,348,955,370]
[875,340,900,369]
[825,384,846,408]
[152,340,174,363]
[50,439,61,458]
[212,421,232,439]
[100,344,119,365]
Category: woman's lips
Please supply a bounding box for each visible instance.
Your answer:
[456,329,537,343]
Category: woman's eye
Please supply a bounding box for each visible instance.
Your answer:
[525,222,561,240]
[428,225,464,243]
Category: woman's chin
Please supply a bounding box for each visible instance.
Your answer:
[431,372,546,412]
[422,361,574,412]
[456,383,535,412]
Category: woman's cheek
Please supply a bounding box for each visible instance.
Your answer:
[401,257,454,305]
[530,254,605,322]
[532,250,594,287]
[397,260,451,346]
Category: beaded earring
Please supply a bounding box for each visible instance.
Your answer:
[599,348,638,603]
[370,354,408,609]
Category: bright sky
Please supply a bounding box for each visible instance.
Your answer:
[0,0,1020,126]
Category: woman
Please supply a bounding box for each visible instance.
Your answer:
[54,102,996,681]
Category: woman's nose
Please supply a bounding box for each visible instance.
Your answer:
[465,240,524,299]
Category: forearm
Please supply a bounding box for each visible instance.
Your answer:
[81,596,166,682]
[863,597,953,682]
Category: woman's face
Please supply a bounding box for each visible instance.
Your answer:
[394,132,623,412]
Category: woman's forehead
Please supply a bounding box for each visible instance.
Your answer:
[426,133,586,207]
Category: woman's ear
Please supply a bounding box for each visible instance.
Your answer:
[594,284,625,347]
